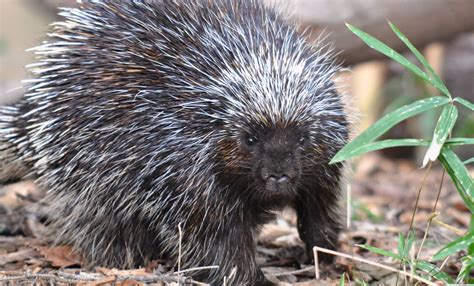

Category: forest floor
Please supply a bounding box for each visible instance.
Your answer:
[0,153,470,285]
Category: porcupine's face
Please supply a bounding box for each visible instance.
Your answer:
[239,125,308,202]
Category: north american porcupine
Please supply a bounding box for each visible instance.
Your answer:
[0,0,349,284]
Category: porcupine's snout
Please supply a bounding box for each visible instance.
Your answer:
[260,149,300,195]
[250,127,303,199]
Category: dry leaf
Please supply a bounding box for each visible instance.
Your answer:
[36,245,82,267]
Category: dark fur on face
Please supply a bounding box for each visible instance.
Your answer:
[238,125,306,205]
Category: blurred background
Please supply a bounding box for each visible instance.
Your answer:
[1,0,473,160]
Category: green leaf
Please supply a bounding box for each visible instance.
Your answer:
[415,260,455,283]
[346,23,441,92]
[389,22,450,98]
[331,96,450,163]
[456,255,474,283]
[398,231,415,258]
[357,244,403,260]
[433,233,474,261]
[422,104,458,167]
[340,139,429,160]
[332,137,473,160]
[339,273,345,286]
[446,138,474,146]
[406,231,415,258]
[464,158,474,165]
[438,147,474,213]
[454,97,474,111]
[397,233,406,257]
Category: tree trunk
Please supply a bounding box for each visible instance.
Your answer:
[270,0,474,65]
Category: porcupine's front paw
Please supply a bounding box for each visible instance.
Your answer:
[256,268,277,286]
[296,203,341,265]
[303,234,338,264]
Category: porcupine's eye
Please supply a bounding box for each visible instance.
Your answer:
[298,133,308,146]
[298,136,305,145]
[244,135,258,147]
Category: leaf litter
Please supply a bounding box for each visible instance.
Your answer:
[0,153,470,284]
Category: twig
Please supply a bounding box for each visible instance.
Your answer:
[313,246,436,286]
[408,161,433,232]
[56,271,102,281]
[0,270,192,284]
[345,272,352,286]
[0,274,77,283]
[416,170,446,260]
[314,247,320,280]
[432,218,466,236]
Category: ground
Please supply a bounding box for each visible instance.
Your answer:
[0,154,469,285]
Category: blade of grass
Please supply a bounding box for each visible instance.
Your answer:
[433,233,474,261]
[463,158,474,165]
[338,273,345,286]
[415,260,454,283]
[356,244,403,260]
[331,96,450,163]
[454,97,474,111]
[346,23,439,91]
[456,256,474,283]
[446,138,474,146]
[338,139,429,159]
[329,138,470,166]
[398,233,406,258]
[438,147,474,212]
[388,22,450,97]
[405,230,415,258]
[422,104,458,167]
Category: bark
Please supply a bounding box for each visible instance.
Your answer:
[270,0,474,65]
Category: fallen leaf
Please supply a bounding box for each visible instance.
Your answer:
[36,246,82,267]
[121,279,144,286]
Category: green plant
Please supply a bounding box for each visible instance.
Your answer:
[339,272,346,286]
[351,200,383,223]
[358,231,455,283]
[331,22,474,283]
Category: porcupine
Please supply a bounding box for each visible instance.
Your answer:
[0,0,349,284]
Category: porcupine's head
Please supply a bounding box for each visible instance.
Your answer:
[206,2,349,205]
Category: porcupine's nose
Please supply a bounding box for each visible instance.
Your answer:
[262,168,293,194]
[261,167,292,184]
[260,151,297,185]
[267,174,289,183]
